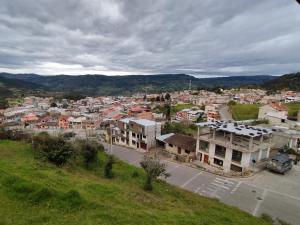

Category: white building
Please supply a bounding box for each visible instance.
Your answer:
[195,121,273,173]
[112,118,161,151]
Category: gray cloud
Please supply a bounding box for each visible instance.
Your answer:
[0,0,299,76]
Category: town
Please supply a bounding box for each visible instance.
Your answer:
[1,87,300,224]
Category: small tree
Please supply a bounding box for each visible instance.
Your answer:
[140,155,170,191]
[165,93,171,101]
[79,140,101,168]
[104,155,114,178]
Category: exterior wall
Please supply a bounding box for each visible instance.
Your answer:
[196,131,272,172]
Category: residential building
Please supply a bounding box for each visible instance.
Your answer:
[176,109,204,122]
[157,133,196,162]
[112,118,161,151]
[195,121,273,173]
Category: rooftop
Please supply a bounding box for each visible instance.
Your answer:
[196,121,273,137]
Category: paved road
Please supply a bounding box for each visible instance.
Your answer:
[102,142,300,225]
[219,105,232,121]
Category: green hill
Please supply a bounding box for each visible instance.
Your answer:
[0,76,46,98]
[0,73,275,96]
[0,140,272,225]
[264,72,300,91]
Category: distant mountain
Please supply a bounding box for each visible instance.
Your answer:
[0,76,46,98]
[264,72,300,91]
[0,72,275,97]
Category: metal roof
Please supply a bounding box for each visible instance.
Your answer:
[196,121,273,137]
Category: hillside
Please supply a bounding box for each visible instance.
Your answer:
[0,140,272,225]
[264,72,300,91]
[0,73,275,96]
[0,76,46,98]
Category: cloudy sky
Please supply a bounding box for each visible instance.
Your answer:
[0,0,300,76]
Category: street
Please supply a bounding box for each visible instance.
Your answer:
[102,142,300,225]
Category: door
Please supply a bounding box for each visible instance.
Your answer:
[204,154,209,163]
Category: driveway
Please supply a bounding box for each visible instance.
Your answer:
[102,142,300,225]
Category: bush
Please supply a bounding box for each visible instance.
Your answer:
[131,171,139,178]
[33,133,74,166]
[104,155,114,178]
[76,139,102,168]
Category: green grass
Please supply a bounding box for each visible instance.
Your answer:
[230,104,260,121]
[0,140,272,225]
[171,103,196,115]
[286,103,300,117]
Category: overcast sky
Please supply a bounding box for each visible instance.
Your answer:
[0,0,300,77]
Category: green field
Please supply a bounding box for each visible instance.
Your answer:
[0,140,274,225]
[230,104,260,121]
[286,102,300,117]
[171,103,196,115]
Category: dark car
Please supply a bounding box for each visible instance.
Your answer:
[267,153,292,174]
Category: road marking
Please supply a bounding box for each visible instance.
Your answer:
[230,181,242,194]
[252,189,267,216]
[180,172,203,188]
[211,182,230,190]
[215,177,235,184]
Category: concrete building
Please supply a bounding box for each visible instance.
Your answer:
[112,118,161,151]
[195,121,273,173]
[157,133,196,162]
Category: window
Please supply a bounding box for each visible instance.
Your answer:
[169,144,173,147]
[214,158,223,166]
[178,147,181,154]
[215,145,226,158]
[143,135,146,139]
[232,150,242,163]
[230,164,242,172]
[185,150,190,154]
[132,140,136,145]
[132,133,136,137]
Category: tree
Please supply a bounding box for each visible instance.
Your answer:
[164,104,171,121]
[140,155,170,191]
[165,93,171,101]
[50,102,57,107]
[104,155,114,178]
[143,94,147,101]
[0,98,9,109]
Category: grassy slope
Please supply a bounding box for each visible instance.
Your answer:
[0,140,272,225]
[230,104,260,121]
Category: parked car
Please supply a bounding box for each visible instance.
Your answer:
[267,153,292,174]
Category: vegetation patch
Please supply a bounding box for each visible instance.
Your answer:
[0,140,275,225]
[230,104,260,120]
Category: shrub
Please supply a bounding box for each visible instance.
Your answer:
[33,132,74,166]
[77,139,102,168]
[104,155,114,178]
[131,171,139,178]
